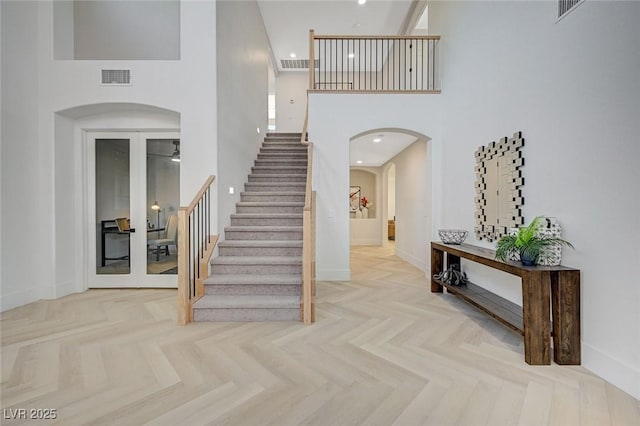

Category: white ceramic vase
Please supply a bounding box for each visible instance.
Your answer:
[362,206,369,219]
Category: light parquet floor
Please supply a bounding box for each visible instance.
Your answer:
[1,245,638,425]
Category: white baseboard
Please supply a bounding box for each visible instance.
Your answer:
[582,342,640,400]
[0,287,41,312]
[394,247,427,273]
[317,268,350,281]
[41,281,80,300]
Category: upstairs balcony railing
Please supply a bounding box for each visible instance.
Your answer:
[308,30,441,93]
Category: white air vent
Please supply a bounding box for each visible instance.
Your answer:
[558,0,583,19]
[280,59,319,70]
[101,69,131,85]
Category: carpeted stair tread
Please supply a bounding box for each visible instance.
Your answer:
[205,273,302,285]
[230,213,303,219]
[236,201,304,207]
[245,182,306,187]
[218,239,302,247]
[241,191,306,196]
[193,295,300,309]
[224,225,303,232]
[211,256,302,265]
[248,173,307,181]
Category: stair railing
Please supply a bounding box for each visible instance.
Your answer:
[308,29,441,93]
[301,99,316,324]
[177,175,219,325]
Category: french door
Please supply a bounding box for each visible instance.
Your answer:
[87,131,180,288]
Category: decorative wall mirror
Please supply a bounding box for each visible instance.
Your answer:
[350,186,361,211]
[474,131,525,242]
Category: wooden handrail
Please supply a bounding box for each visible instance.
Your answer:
[177,175,218,325]
[185,175,216,214]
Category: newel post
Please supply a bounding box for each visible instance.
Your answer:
[309,29,315,90]
[177,208,189,325]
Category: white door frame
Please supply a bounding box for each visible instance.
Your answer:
[86,131,180,288]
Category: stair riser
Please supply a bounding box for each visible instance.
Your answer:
[257,153,307,159]
[262,139,304,144]
[231,217,303,226]
[245,184,306,192]
[204,284,301,296]
[241,194,305,202]
[255,160,308,167]
[251,167,307,175]
[225,230,303,241]
[219,246,303,256]
[211,263,302,275]
[194,308,300,322]
[260,148,307,153]
[265,136,302,140]
[236,205,303,213]
[248,175,306,183]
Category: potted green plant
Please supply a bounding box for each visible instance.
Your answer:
[495,216,574,266]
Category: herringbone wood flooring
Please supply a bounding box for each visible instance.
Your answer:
[1,246,638,425]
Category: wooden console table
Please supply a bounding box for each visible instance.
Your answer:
[431,242,580,365]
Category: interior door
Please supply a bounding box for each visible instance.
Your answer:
[87,132,180,288]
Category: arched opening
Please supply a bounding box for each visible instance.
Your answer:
[349,128,430,271]
[54,103,181,293]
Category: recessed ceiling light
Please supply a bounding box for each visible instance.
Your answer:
[356,160,363,164]
[373,137,382,143]
[358,0,366,5]
[348,53,355,59]
[290,52,296,58]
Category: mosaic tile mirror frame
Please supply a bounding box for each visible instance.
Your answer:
[474,131,525,242]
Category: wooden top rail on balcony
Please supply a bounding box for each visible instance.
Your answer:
[309,29,441,93]
[177,175,218,325]
[314,34,441,40]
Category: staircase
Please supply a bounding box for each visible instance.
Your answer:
[193,133,307,321]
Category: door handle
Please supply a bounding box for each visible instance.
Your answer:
[129,228,136,233]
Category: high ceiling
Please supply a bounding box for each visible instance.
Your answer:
[258,0,415,73]
[258,1,425,167]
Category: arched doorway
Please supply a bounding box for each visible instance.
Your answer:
[349,128,430,271]
[55,103,181,291]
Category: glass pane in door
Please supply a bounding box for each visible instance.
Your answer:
[95,139,131,275]
[146,139,180,274]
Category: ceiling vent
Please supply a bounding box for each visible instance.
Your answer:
[280,59,319,69]
[101,69,132,85]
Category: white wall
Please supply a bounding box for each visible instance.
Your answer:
[216,0,270,233]
[430,0,640,399]
[1,0,217,311]
[1,0,45,310]
[71,0,180,60]
[387,164,396,220]
[383,140,429,269]
[275,72,308,132]
[308,94,441,280]
[53,0,74,59]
